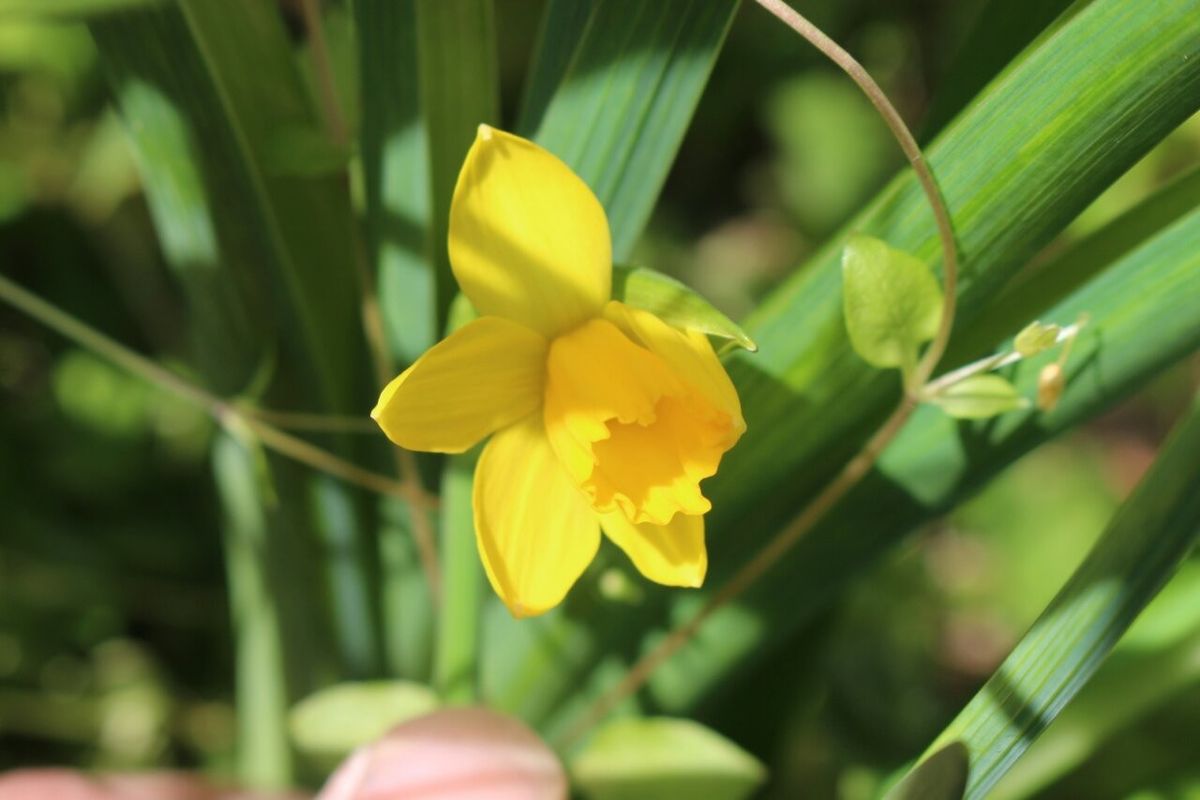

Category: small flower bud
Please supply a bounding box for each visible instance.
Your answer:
[1015,321,1061,357]
[1038,363,1065,412]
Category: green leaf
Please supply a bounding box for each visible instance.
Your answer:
[992,561,1200,799]
[921,0,1080,138]
[433,449,484,705]
[841,234,943,371]
[356,0,436,364]
[614,265,756,352]
[213,429,295,788]
[570,717,766,800]
[962,164,1200,356]
[522,0,738,259]
[928,374,1028,419]
[884,741,970,800]
[913,392,1200,799]
[0,0,164,18]
[416,0,499,330]
[262,123,351,178]
[289,680,439,760]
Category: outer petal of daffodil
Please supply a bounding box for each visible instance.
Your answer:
[600,510,707,588]
[474,414,601,618]
[448,126,612,337]
[372,317,547,454]
[605,300,745,437]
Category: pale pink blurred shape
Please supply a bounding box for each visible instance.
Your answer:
[316,707,566,800]
[0,769,307,800]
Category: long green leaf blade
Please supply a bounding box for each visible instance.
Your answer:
[415,0,499,328]
[357,0,435,364]
[522,0,739,258]
[914,392,1200,799]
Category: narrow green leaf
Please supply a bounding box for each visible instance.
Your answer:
[289,680,439,761]
[916,392,1200,799]
[0,0,164,18]
[921,0,1081,138]
[516,0,595,134]
[415,0,499,328]
[356,0,436,364]
[841,234,943,371]
[523,0,739,258]
[929,374,1028,419]
[614,265,756,351]
[434,449,484,704]
[262,122,351,178]
[213,429,294,788]
[884,741,970,800]
[571,717,766,800]
[91,0,381,690]
[992,561,1200,799]
[961,164,1200,357]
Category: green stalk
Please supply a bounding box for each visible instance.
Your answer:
[213,430,294,788]
[433,451,484,703]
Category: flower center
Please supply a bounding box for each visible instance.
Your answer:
[543,317,734,525]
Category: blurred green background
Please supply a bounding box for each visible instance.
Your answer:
[1,0,1198,796]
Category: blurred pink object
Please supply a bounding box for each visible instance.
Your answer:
[317,707,566,800]
[0,769,305,800]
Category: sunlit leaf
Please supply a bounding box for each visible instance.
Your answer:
[912,393,1200,798]
[929,374,1028,419]
[614,265,756,352]
[289,680,439,760]
[841,234,943,372]
[571,717,766,800]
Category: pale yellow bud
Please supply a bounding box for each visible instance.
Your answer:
[1038,363,1065,411]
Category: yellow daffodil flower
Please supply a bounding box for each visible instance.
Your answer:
[372,125,745,618]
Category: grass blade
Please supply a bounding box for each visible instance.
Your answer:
[357,0,435,365]
[522,0,739,258]
[914,392,1200,799]
[415,0,499,328]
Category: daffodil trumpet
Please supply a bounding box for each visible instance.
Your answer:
[372,125,745,618]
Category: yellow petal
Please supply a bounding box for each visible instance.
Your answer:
[372,317,547,453]
[448,125,612,337]
[474,414,600,617]
[605,300,745,437]
[600,510,707,588]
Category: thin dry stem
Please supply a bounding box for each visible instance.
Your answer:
[242,407,381,433]
[349,228,444,601]
[554,0,961,750]
[0,272,435,515]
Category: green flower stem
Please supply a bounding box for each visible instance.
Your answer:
[433,450,484,703]
[555,0,960,750]
[213,429,294,788]
[0,271,436,513]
